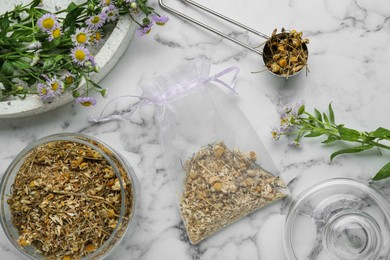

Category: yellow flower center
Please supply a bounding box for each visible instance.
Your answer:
[105,0,111,5]
[95,32,101,41]
[51,82,59,91]
[156,22,165,26]
[52,28,61,39]
[41,87,47,95]
[81,101,92,106]
[75,49,86,61]
[91,16,100,24]
[42,18,55,29]
[76,33,87,43]
[65,76,74,85]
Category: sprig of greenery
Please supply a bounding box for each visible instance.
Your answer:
[272,102,390,180]
[0,0,167,106]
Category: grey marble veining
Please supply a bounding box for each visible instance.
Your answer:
[1,0,390,259]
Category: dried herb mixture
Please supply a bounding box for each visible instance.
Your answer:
[263,28,309,78]
[7,140,133,259]
[181,142,286,244]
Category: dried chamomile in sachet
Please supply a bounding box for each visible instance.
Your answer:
[181,142,285,244]
[139,59,287,244]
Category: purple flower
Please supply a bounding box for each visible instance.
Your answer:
[100,0,114,6]
[62,71,76,85]
[47,26,62,41]
[89,30,104,45]
[136,21,154,37]
[71,46,91,66]
[37,83,55,102]
[76,97,97,106]
[103,5,119,22]
[271,127,281,140]
[289,140,302,148]
[46,76,63,96]
[37,13,58,32]
[86,13,107,30]
[152,15,169,26]
[71,28,91,46]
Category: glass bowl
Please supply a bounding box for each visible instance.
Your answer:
[284,178,390,260]
[0,133,138,259]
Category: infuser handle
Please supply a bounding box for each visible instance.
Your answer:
[158,0,265,55]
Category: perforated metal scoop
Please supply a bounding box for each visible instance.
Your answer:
[159,0,309,78]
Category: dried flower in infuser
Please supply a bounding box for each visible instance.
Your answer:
[263,28,309,78]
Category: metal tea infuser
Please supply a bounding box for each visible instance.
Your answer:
[159,0,309,78]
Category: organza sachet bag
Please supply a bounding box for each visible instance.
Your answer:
[95,60,287,244]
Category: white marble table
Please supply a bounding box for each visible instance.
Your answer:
[1,0,390,259]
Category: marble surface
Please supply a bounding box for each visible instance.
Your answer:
[1,0,390,259]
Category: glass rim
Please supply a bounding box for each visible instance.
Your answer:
[283,177,390,260]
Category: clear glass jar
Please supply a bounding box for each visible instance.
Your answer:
[0,133,138,259]
[284,178,390,260]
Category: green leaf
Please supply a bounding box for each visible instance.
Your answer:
[2,60,14,76]
[314,108,322,121]
[30,0,42,9]
[369,127,390,139]
[0,12,10,39]
[338,127,361,142]
[305,130,327,137]
[12,60,30,70]
[63,4,84,32]
[321,135,340,144]
[372,162,390,180]
[298,105,305,115]
[329,102,335,124]
[11,29,32,39]
[67,2,79,12]
[323,112,329,124]
[330,145,373,161]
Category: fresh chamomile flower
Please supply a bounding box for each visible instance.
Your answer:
[152,15,169,26]
[37,82,55,102]
[136,21,154,37]
[89,30,104,45]
[71,46,91,66]
[71,28,91,46]
[271,127,281,140]
[48,26,62,41]
[46,76,63,96]
[76,97,97,106]
[86,13,107,30]
[62,71,76,85]
[103,5,119,22]
[100,0,114,6]
[37,13,58,32]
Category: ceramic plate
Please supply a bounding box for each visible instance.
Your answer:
[0,0,136,118]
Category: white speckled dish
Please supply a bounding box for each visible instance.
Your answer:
[0,0,136,118]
